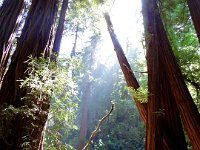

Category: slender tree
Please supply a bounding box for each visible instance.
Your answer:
[71,24,79,57]
[104,13,147,122]
[77,35,98,150]
[0,0,25,82]
[142,0,200,149]
[186,0,200,43]
[53,0,69,54]
[77,82,91,150]
[0,0,58,149]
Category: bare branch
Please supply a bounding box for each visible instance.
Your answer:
[82,103,115,150]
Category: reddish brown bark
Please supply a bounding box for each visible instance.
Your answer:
[104,13,147,122]
[142,0,200,149]
[77,82,91,150]
[104,12,187,150]
[0,0,25,82]
[145,7,164,148]
[186,0,200,43]
[0,0,58,149]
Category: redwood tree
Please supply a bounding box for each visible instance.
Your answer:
[77,82,91,150]
[104,13,187,150]
[53,0,69,54]
[0,0,58,149]
[0,0,25,81]
[142,0,200,149]
[77,35,98,150]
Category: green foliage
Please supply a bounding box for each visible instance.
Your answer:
[65,0,102,37]
[128,87,148,103]
[40,56,81,150]
[79,64,145,150]
[0,55,81,149]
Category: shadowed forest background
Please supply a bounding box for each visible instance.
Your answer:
[0,0,199,150]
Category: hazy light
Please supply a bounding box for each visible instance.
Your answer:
[60,0,144,67]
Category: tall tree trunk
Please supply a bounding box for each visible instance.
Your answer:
[77,82,91,150]
[53,0,69,54]
[71,24,79,57]
[142,0,200,149]
[104,13,187,150]
[0,0,58,149]
[104,13,147,122]
[186,0,200,43]
[77,35,97,150]
[0,0,25,82]
[145,8,164,148]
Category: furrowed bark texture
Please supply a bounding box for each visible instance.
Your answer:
[145,17,164,149]
[0,0,25,82]
[142,0,188,149]
[0,0,58,149]
[142,0,200,149]
[105,12,187,150]
[53,0,69,54]
[186,0,200,43]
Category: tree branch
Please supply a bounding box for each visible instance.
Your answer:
[82,103,115,150]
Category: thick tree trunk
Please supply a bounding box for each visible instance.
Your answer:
[0,0,25,82]
[186,0,200,43]
[104,12,187,150]
[142,0,200,149]
[145,11,164,149]
[0,0,58,149]
[53,0,69,54]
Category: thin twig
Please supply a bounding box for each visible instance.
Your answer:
[82,103,115,150]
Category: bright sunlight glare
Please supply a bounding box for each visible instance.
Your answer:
[60,0,144,67]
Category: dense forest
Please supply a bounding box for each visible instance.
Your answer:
[0,0,199,150]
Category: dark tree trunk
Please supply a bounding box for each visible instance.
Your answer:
[53,0,69,54]
[145,5,164,148]
[104,12,187,150]
[186,0,200,43]
[0,0,58,149]
[71,24,79,57]
[0,0,25,82]
[142,0,200,149]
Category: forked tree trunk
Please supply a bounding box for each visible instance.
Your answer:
[0,0,58,149]
[53,0,69,54]
[186,0,200,43]
[0,0,25,82]
[142,0,200,149]
[142,0,188,149]
[104,13,187,150]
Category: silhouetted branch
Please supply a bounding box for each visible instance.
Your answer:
[82,103,114,150]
